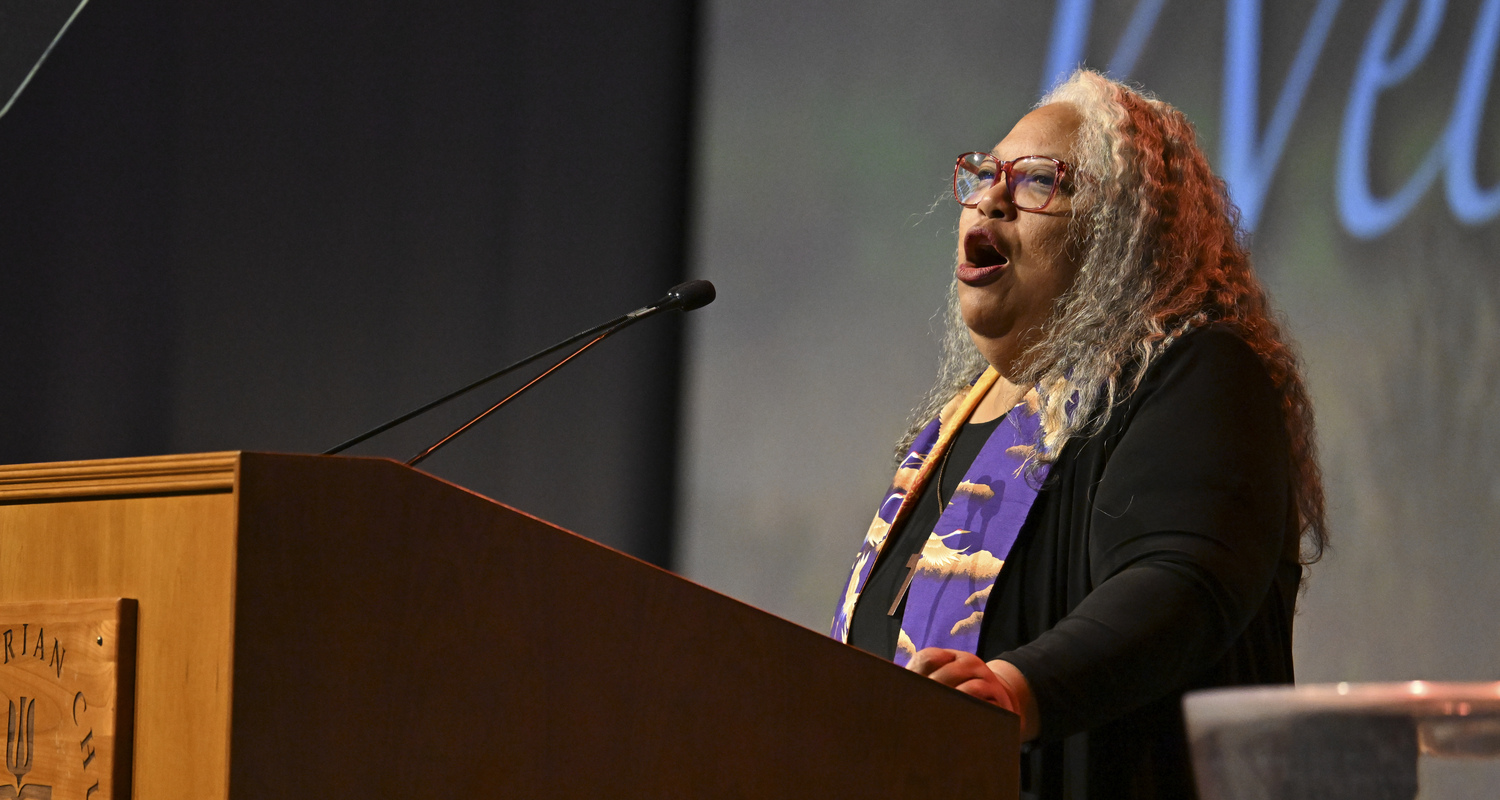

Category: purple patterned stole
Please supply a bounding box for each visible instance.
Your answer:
[830,368,1047,666]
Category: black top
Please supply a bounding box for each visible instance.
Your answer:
[848,413,1004,659]
[861,326,1301,800]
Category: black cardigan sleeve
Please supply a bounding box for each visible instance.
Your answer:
[997,327,1294,741]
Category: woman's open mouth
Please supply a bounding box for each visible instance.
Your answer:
[957,227,1009,286]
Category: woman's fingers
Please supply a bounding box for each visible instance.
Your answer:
[917,649,988,686]
[905,646,961,676]
[909,648,1020,714]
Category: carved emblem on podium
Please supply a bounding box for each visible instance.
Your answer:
[4,695,52,799]
[0,601,135,800]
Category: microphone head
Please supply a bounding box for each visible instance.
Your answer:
[661,279,716,312]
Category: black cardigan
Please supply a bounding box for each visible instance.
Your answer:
[979,325,1301,800]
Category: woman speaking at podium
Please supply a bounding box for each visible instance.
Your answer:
[829,70,1326,800]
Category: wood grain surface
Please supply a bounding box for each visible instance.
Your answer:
[0,598,136,800]
[0,461,238,799]
[0,452,1019,799]
[0,453,237,501]
[230,453,1018,798]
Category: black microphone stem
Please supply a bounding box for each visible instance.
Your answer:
[322,313,631,456]
[321,279,713,458]
[404,308,661,468]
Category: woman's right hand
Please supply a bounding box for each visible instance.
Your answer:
[907,648,1039,741]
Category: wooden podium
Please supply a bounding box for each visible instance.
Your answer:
[0,452,1018,798]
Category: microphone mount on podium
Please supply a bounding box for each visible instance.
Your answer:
[322,279,716,467]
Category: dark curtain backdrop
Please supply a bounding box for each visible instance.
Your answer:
[0,0,698,565]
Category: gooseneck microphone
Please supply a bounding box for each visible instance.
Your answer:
[321,280,716,466]
[656,279,715,312]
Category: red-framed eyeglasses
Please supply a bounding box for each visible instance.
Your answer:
[953,152,1070,211]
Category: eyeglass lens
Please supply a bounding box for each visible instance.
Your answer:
[955,154,1059,210]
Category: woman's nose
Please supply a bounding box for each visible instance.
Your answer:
[974,176,1017,220]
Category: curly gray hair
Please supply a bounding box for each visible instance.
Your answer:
[897,69,1328,562]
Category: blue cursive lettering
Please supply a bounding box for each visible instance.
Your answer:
[1337,0,1448,238]
[1041,0,1500,237]
[1222,0,1342,232]
[1444,0,1500,222]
